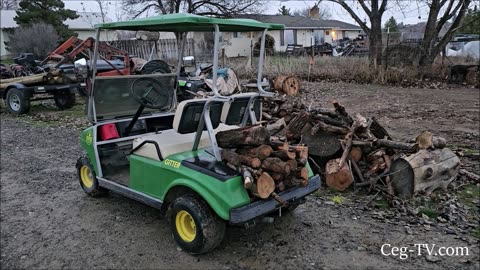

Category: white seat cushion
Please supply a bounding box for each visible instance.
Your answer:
[132,123,238,160]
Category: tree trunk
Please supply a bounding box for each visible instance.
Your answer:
[369,18,383,67]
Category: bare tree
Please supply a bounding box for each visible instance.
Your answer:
[122,0,264,18]
[80,0,110,27]
[419,0,471,66]
[6,23,60,58]
[328,0,388,67]
[292,6,331,19]
[0,0,18,10]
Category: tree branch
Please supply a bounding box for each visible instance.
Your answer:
[358,0,372,17]
[328,0,370,34]
[434,0,470,54]
[379,0,388,14]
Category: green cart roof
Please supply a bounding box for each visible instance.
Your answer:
[95,13,284,32]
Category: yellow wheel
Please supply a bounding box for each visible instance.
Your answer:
[76,157,107,197]
[170,195,225,254]
[175,210,197,242]
[80,165,94,188]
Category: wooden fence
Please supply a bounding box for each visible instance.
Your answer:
[112,38,197,63]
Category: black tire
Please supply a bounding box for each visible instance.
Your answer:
[76,157,108,197]
[5,88,30,114]
[169,195,225,254]
[141,60,172,74]
[54,90,76,110]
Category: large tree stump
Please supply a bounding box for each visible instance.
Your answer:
[216,125,269,148]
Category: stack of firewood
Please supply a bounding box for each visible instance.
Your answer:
[216,125,309,201]
[259,95,462,198]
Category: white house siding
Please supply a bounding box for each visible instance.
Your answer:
[75,29,117,42]
[1,30,10,58]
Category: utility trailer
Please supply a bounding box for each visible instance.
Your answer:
[0,73,84,114]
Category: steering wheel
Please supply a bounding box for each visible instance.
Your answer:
[124,77,169,136]
[130,77,169,109]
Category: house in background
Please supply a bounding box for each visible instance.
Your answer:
[221,14,362,57]
[0,10,115,58]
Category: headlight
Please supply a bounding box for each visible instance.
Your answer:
[186,83,192,87]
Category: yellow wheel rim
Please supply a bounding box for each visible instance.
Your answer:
[80,165,94,188]
[175,210,196,242]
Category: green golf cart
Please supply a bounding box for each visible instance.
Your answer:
[77,14,321,254]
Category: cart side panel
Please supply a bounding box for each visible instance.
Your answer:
[129,153,251,220]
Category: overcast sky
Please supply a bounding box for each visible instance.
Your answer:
[62,0,433,26]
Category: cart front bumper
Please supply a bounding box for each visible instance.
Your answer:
[229,175,321,225]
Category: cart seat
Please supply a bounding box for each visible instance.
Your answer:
[132,99,235,161]
[220,93,261,125]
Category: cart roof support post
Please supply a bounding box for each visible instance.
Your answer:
[88,28,101,124]
[212,24,221,97]
[174,32,187,107]
[256,29,273,97]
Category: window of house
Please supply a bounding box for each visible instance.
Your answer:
[233,32,239,38]
[282,30,296,45]
[326,30,330,36]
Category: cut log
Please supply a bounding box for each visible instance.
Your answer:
[241,167,253,190]
[325,158,353,191]
[311,121,349,135]
[216,125,269,148]
[266,118,286,136]
[272,150,296,160]
[383,155,394,195]
[0,71,62,89]
[289,145,308,160]
[370,117,391,139]
[261,157,291,175]
[416,131,433,149]
[270,140,289,151]
[349,146,362,162]
[271,173,284,182]
[331,99,353,125]
[276,181,285,192]
[254,172,276,199]
[432,136,447,149]
[373,139,415,151]
[237,145,273,160]
[239,155,262,169]
[285,175,308,187]
[294,167,309,181]
[312,114,349,127]
[221,149,240,167]
[459,169,480,182]
[390,149,461,198]
[284,111,311,140]
[286,159,298,171]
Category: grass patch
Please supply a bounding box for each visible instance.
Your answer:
[458,184,480,210]
[373,197,391,209]
[472,227,480,238]
[419,207,439,219]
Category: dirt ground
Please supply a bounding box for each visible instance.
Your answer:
[1,82,479,269]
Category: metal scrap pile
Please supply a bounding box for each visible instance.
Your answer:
[261,95,462,199]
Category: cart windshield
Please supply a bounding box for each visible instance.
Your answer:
[93,74,176,120]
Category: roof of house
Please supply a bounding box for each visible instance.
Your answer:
[0,10,111,29]
[238,14,362,30]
